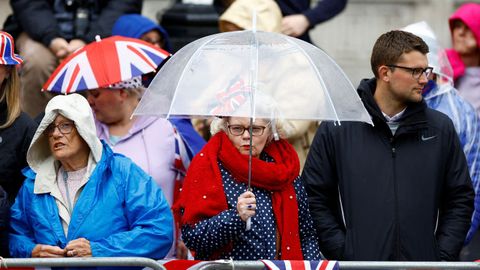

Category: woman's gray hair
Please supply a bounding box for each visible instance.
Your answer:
[210,116,293,141]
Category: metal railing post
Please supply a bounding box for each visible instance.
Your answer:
[0,257,165,270]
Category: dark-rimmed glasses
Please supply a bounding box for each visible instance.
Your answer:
[46,121,75,137]
[227,124,268,136]
[386,65,433,80]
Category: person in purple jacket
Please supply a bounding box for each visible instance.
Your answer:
[275,0,347,43]
[86,76,190,259]
[111,14,206,157]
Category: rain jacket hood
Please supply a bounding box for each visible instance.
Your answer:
[357,78,427,126]
[219,0,283,33]
[112,14,172,52]
[446,3,480,80]
[449,3,480,48]
[27,94,102,170]
[26,94,102,193]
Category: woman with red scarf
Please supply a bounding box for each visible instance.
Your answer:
[175,116,320,260]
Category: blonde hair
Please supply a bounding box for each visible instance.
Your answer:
[210,116,293,141]
[0,67,21,129]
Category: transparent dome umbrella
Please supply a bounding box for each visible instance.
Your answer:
[134,30,372,230]
[134,29,373,177]
[134,30,371,124]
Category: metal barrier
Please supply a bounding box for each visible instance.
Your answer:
[0,257,166,270]
[190,260,480,270]
[1,258,480,270]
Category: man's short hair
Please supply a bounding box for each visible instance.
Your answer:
[370,30,429,78]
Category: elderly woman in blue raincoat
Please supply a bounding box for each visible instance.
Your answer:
[9,93,173,260]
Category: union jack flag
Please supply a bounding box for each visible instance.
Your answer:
[43,36,169,94]
[171,127,193,251]
[209,77,252,115]
[262,260,340,270]
[0,31,23,65]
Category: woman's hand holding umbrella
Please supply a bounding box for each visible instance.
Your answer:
[237,191,256,222]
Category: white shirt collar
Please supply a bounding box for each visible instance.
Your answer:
[382,108,406,122]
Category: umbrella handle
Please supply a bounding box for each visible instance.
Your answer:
[246,217,251,231]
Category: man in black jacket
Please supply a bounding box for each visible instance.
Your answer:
[302,30,474,261]
[3,0,142,118]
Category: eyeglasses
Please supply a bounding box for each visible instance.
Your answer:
[46,121,75,137]
[227,124,268,136]
[386,65,434,80]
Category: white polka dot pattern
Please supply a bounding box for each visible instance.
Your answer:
[181,153,321,260]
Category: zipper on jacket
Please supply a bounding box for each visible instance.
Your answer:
[390,137,396,157]
[390,137,401,259]
[63,170,73,214]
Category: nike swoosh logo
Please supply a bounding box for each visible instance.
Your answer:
[421,135,437,141]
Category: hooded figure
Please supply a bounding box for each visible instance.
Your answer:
[403,21,480,244]
[9,94,173,265]
[446,3,480,113]
[112,14,172,53]
[219,0,283,32]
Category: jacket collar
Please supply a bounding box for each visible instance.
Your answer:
[357,78,428,134]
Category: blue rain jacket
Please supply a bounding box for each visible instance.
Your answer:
[9,142,174,261]
[423,81,480,243]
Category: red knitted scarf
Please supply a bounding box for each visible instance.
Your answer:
[175,131,303,259]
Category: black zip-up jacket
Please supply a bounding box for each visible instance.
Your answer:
[302,78,474,261]
[4,0,142,47]
[0,101,37,203]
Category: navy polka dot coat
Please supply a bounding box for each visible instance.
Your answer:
[182,155,321,260]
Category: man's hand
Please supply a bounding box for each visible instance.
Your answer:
[65,238,92,257]
[49,37,69,60]
[67,39,86,55]
[31,244,65,258]
[281,14,310,37]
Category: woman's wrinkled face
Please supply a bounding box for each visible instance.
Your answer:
[86,88,123,124]
[47,115,88,163]
[452,20,478,55]
[226,117,271,158]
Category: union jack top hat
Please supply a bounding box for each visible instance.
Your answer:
[0,31,23,65]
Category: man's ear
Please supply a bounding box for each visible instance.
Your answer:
[378,65,390,82]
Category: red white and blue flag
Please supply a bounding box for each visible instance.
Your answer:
[0,31,23,65]
[42,36,170,94]
[262,260,340,270]
[209,77,251,115]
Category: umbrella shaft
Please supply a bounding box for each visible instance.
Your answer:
[248,118,253,190]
